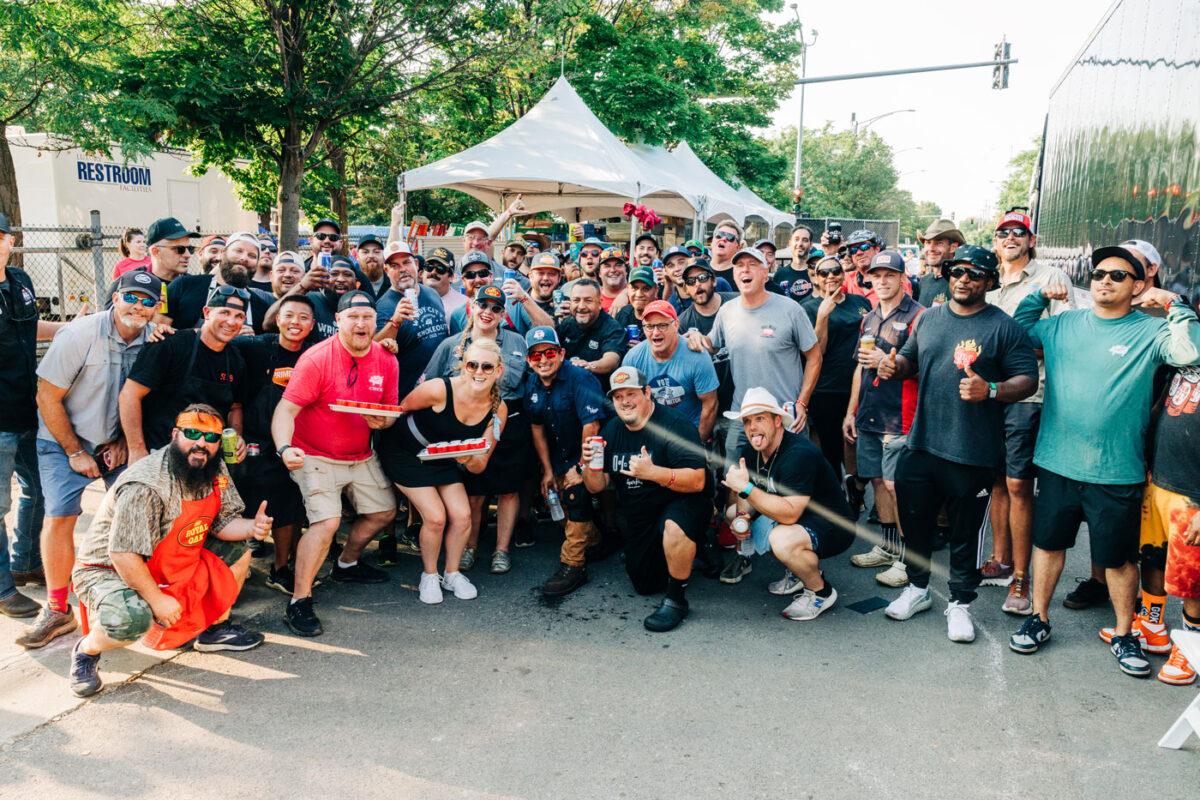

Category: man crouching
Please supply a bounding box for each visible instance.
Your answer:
[68,404,272,697]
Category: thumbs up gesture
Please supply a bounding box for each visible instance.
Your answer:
[959,362,990,402]
[875,347,899,380]
[251,500,274,540]
[621,445,655,479]
[722,457,752,494]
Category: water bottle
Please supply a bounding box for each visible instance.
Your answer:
[733,515,754,556]
[547,490,565,522]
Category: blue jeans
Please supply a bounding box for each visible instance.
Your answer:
[0,429,44,600]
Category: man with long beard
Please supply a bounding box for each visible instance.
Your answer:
[67,405,272,697]
[162,232,274,333]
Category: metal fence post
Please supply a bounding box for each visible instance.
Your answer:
[90,209,105,302]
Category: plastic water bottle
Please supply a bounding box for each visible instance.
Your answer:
[733,515,754,556]
[547,490,565,522]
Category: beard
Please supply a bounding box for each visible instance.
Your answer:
[167,442,221,494]
[219,256,251,288]
[118,312,150,330]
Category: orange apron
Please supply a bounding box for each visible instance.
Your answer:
[139,477,239,650]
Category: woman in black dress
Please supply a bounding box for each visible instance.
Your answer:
[379,339,508,604]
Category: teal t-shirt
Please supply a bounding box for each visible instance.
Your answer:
[1016,294,1200,484]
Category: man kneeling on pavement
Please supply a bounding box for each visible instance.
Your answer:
[68,405,272,697]
[722,388,856,620]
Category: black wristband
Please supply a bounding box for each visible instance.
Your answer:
[276,444,293,459]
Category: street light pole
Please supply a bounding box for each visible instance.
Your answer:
[791,5,817,222]
[854,108,916,135]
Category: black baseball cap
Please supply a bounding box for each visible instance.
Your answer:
[683,256,715,276]
[146,217,198,244]
[634,232,659,250]
[426,247,455,270]
[0,213,9,234]
[313,218,341,234]
[356,234,384,249]
[1091,245,1146,280]
[337,290,376,312]
[948,244,999,273]
[114,269,163,298]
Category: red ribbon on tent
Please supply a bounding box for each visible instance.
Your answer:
[623,202,662,230]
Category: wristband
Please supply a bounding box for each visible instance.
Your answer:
[988,382,998,399]
[276,444,294,459]
[68,449,86,459]
[739,481,755,499]
[667,469,676,488]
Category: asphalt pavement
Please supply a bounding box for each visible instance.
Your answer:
[1,497,1197,799]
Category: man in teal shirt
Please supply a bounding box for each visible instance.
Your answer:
[1008,246,1200,678]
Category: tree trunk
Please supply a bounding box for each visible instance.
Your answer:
[276,124,304,252]
[0,135,24,266]
[257,208,272,234]
[327,144,348,250]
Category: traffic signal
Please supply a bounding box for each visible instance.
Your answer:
[992,39,1011,90]
[792,187,802,214]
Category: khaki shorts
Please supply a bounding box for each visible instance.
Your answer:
[290,453,395,524]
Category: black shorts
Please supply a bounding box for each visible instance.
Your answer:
[622,493,713,595]
[463,408,530,496]
[1002,403,1040,480]
[1032,467,1143,569]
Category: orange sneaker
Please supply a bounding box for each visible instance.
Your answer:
[1132,617,1172,654]
[1158,643,1197,686]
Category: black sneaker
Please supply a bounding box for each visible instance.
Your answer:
[265,564,295,596]
[69,640,103,697]
[285,597,323,637]
[1110,633,1151,677]
[513,518,536,549]
[194,622,265,652]
[330,561,389,584]
[541,564,587,597]
[1009,615,1052,654]
[1063,577,1109,610]
[931,525,950,552]
[247,538,272,558]
[376,534,398,567]
[843,475,865,515]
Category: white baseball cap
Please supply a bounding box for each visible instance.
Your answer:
[731,247,767,267]
[464,221,489,236]
[1120,239,1161,267]
[383,240,414,261]
[723,387,795,429]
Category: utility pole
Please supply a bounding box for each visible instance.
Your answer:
[791,3,817,223]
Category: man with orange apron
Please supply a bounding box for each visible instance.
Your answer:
[68,405,273,697]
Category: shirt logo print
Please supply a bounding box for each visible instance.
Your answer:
[1109,345,1130,357]
[953,339,981,370]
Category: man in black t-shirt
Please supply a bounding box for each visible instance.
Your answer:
[722,388,855,621]
[559,279,626,383]
[875,245,1038,644]
[770,224,815,304]
[120,287,251,463]
[581,367,712,632]
[163,232,274,334]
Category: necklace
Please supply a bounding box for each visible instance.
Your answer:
[756,438,781,488]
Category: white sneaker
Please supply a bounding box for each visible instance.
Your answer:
[850,545,896,568]
[875,560,909,588]
[781,587,837,621]
[419,572,443,604]
[441,571,478,600]
[885,585,932,620]
[945,601,975,643]
[767,569,805,596]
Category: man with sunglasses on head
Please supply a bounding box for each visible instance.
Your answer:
[15,271,162,647]
[67,404,271,697]
[596,246,631,314]
[121,286,252,465]
[981,210,1073,614]
[163,231,274,334]
[1007,246,1200,676]
[876,245,1038,644]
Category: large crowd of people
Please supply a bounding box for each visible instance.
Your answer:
[1,202,1198,699]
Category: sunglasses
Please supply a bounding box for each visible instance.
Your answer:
[464,360,498,374]
[462,269,491,280]
[849,242,875,254]
[180,428,222,443]
[580,250,602,258]
[211,285,251,301]
[421,264,452,275]
[477,302,505,314]
[527,347,561,362]
[816,266,844,277]
[313,233,341,242]
[683,274,713,286]
[713,231,739,243]
[1090,268,1135,283]
[995,227,1030,239]
[166,245,193,255]
[948,266,990,282]
[121,292,157,308]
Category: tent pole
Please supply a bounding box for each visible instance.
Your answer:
[629,183,641,253]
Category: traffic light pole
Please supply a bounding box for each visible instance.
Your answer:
[793,57,1017,86]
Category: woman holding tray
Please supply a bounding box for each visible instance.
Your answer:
[421,286,530,576]
[378,337,508,604]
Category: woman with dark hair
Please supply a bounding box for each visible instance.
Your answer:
[112,228,150,277]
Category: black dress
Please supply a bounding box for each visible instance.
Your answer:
[378,377,494,487]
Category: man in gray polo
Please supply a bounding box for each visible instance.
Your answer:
[15,271,162,648]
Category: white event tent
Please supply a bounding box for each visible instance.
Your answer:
[399,76,792,235]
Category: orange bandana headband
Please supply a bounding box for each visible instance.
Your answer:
[175,411,224,435]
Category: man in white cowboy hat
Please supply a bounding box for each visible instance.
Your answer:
[721,387,857,621]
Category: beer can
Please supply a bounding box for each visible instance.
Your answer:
[221,428,239,465]
[404,287,419,307]
[860,335,876,351]
[503,268,519,283]
[586,437,605,471]
[782,401,796,419]
[626,325,641,344]
[552,289,565,306]
[101,449,114,470]
[246,443,261,457]
[318,252,332,269]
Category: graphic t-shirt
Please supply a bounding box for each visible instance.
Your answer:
[1153,365,1200,498]
[709,293,818,409]
[621,339,719,429]
[898,303,1038,468]
[771,266,815,304]
[855,295,923,435]
[375,285,448,345]
[918,272,950,307]
[801,294,872,394]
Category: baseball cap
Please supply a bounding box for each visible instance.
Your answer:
[356,234,384,249]
[948,244,1000,272]
[1120,239,1161,268]
[868,250,906,273]
[684,239,704,252]
[0,213,8,234]
[383,240,414,262]
[525,325,561,350]
[226,231,261,253]
[426,247,455,270]
[683,257,714,276]
[662,245,691,263]
[629,266,656,286]
[464,220,489,236]
[337,290,376,312]
[732,247,767,267]
[531,252,562,272]
[461,251,492,269]
[753,238,777,252]
[475,285,506,307]
[146,217,198,244]
[205,285,249,309]
[114,269,163,298]
[504,238,528,252]
[313,218,341,234]
[600,246,627,263]
[806,247,825,264]
[328,254,356,272]
[634,232,659,250]
[722,387,795,429]
[1091,245,1146,280]
[642,300,677,322]
[845,229,877,247]
[273,250,302,268]
[995,211,1033,232]
[606,366,649,396]
[918,218,966,245]
[582,236,606,248]
[198,234,226,251]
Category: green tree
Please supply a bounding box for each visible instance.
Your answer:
[998,136,1041,214]
[0,0,170,230]
[899,200,943,243]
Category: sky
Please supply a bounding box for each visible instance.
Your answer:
[764,0,1109,221]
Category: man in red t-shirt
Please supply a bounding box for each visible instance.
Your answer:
[271,290,399,636]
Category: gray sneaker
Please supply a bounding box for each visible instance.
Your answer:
[459,546,477,572]
[15,605,78,649]
[490,550,511,574]
[719,554,752,584]
[767,569,804,595]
